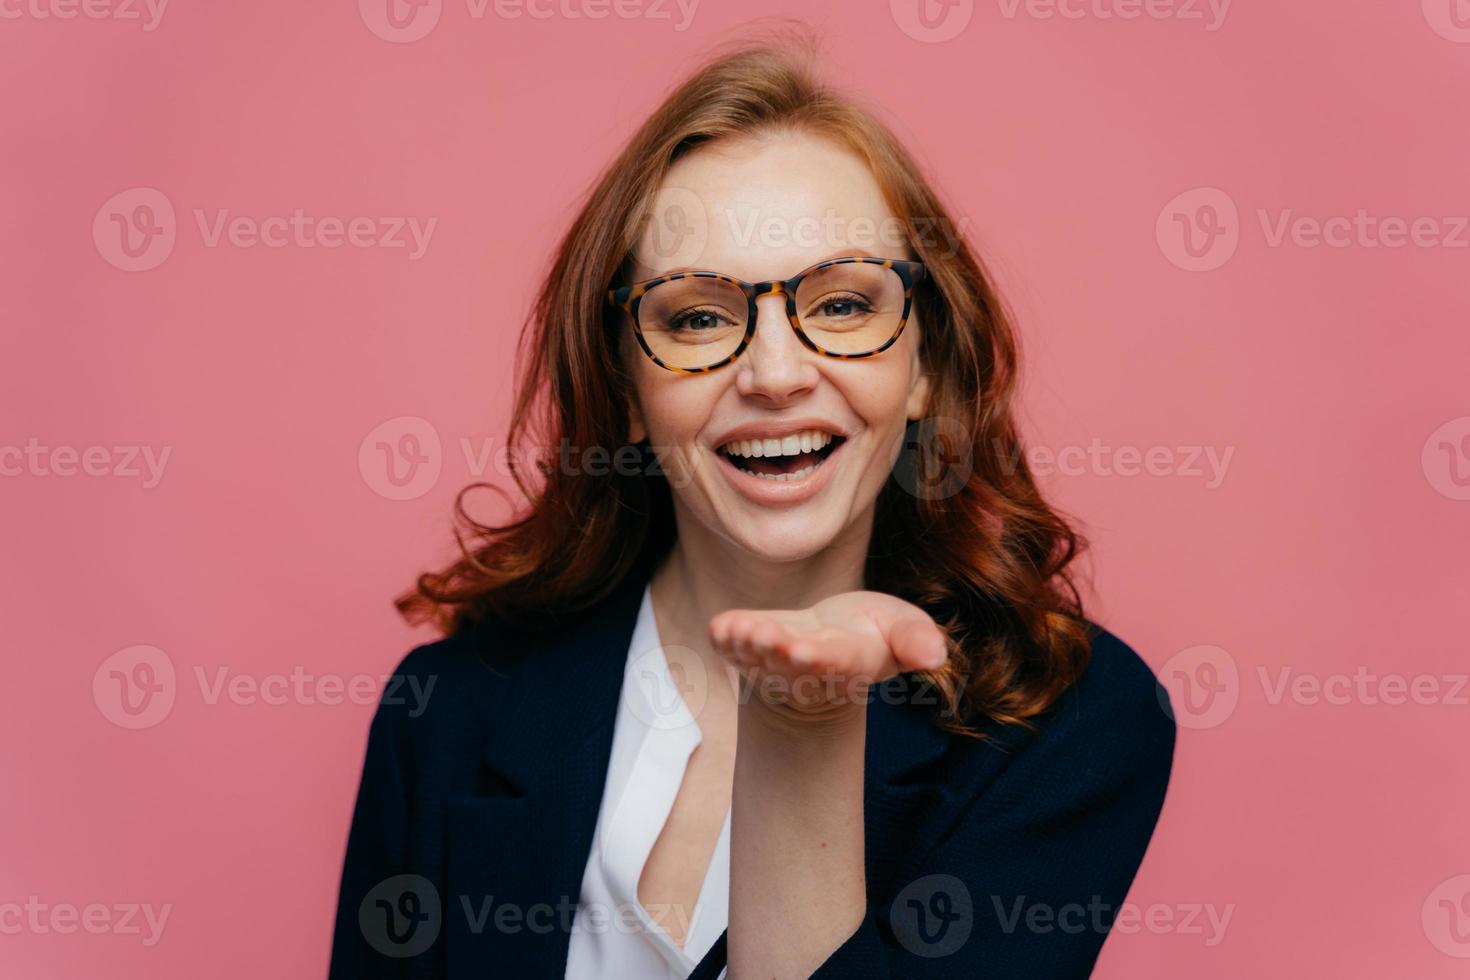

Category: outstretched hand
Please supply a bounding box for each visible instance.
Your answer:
[708,590,948,727]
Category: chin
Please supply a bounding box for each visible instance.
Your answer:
[721,508,850,564]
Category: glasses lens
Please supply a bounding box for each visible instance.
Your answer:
[794,262,906,355]
[636,276,748,370]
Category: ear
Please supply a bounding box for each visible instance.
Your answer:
[906,368,932,422]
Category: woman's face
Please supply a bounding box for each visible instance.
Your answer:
[621,131,931,564]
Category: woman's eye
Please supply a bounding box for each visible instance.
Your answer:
[676,311,719,331]
[668,307,732,333]
[811,294,873,319]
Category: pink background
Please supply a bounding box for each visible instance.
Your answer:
[3,1,1468,976]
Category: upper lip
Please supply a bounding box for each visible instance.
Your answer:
[711,418,848,450]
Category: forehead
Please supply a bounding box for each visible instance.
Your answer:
[629,131,906,282]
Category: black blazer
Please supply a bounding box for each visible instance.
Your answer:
[329,564,1175,979]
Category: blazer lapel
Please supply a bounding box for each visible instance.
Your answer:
[442,560,965,980]
[444,566,648,977]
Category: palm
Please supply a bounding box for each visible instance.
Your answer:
[707,591,948,721]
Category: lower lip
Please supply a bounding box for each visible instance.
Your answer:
[713,439,846,506]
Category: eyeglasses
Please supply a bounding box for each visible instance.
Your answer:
[607,256,927,374]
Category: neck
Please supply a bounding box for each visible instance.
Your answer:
[647,504,874,662]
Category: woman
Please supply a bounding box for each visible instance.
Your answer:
[330,35,1174,980]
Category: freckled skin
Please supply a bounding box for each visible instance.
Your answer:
[620,131,948,975]
[622,131,931,567]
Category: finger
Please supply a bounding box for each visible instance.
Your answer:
[887,615,948,671]
[750,619,795,661]
[710,611,755,663]
[789,625,887,680]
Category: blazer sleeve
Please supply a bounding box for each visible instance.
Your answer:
[327,664,415,979]
[811,644,1176,979]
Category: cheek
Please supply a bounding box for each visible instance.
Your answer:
[632,369,720,446]
[850,355,921,432]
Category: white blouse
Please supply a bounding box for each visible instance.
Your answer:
[564,583,731,979]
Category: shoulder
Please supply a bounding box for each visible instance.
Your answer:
[1069,622,1175,730]
[369,617,526,744]
[1010,621,1176,791]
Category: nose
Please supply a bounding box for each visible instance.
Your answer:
[734,293,819,404]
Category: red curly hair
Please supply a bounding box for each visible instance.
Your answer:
[398,28,1093,738]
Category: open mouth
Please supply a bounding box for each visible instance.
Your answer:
[716,430,846,482]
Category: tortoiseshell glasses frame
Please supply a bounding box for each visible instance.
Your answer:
[607,255,928,374]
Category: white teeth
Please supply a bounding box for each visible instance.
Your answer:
[720,429,835,458]
[754,465,817,481]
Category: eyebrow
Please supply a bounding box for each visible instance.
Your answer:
[636,249,886,281]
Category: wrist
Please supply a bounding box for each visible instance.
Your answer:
[738,692,868,742]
